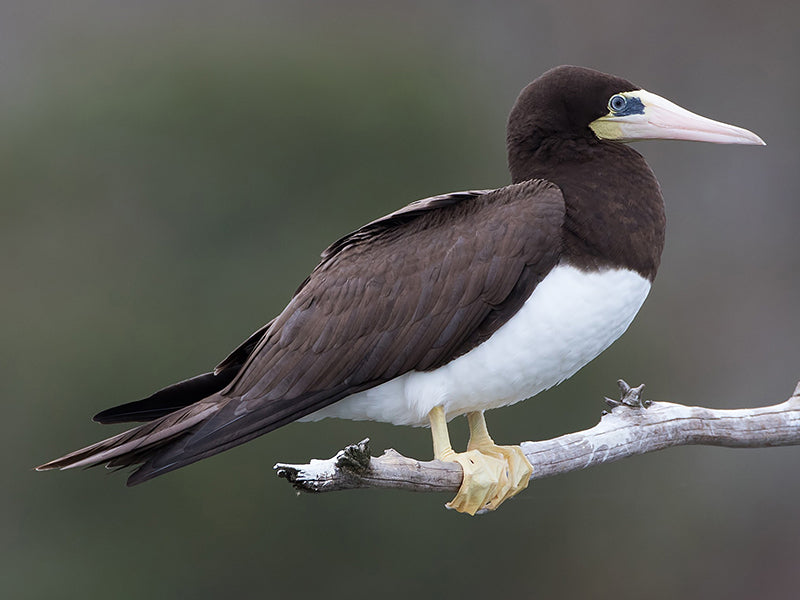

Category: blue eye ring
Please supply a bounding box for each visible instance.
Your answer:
[609,94,628,113]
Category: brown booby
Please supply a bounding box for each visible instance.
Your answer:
[38,66,764,515]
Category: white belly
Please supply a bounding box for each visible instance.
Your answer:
[301,265,651,426]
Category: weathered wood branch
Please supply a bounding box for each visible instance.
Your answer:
[274,380,800,494]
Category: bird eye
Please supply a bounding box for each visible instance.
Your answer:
[609,94,628,112]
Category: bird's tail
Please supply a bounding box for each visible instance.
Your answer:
[36,398,222,474]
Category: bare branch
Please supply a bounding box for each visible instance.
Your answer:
[274,380,800,495]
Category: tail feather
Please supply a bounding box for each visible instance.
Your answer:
[36,400,221,472]
[92,371,236,424]
[92,322,270,425]
[123,388,353,486]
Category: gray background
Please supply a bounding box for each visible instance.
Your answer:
[4,1,799,598]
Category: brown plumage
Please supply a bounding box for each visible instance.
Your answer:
[38,65,669,485]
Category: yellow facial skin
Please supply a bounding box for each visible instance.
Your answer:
[589,91,642,141]
[589,114,625,140]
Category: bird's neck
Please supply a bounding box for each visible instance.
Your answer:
[508,135,666,281]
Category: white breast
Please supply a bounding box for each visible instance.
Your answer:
[301,265,651,427]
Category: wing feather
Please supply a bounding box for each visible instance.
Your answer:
[43,180,565,484]
[127,179,565,482]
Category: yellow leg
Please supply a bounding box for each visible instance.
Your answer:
[466,411,533,510]
[428,406,507,515]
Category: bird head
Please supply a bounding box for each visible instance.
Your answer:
[508,65,764,147]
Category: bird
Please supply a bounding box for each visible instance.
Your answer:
[37,65,764,515]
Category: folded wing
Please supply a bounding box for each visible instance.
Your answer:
[39,179,565,485]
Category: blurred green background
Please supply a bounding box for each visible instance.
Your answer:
[4,1,799,598]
